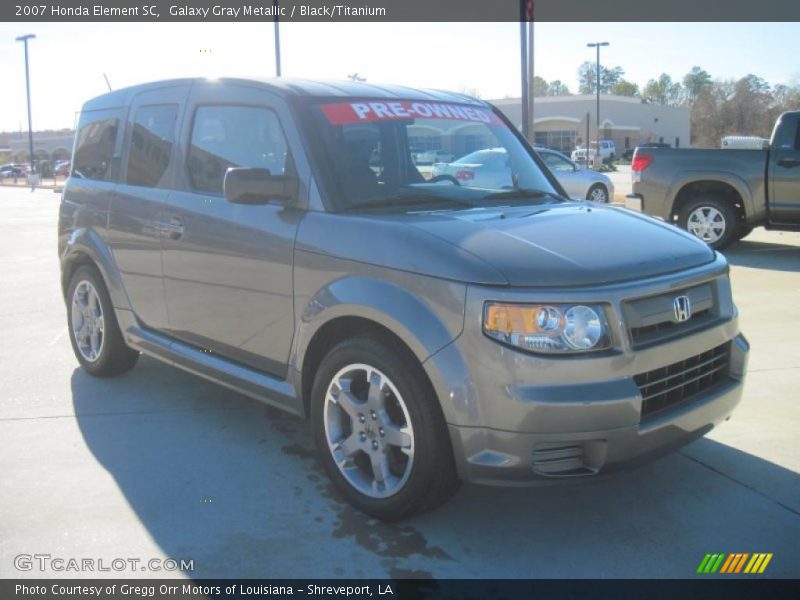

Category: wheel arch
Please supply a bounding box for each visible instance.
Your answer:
[61,228,131,312]
[586,181,610,201]
[294,277,466,418]
[667,174,753,226]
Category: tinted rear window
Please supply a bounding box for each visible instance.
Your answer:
[125,104,178,188]
[72,113,119,181]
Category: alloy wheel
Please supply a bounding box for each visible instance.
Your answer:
[323,363,415,498]
[71,280,105,362]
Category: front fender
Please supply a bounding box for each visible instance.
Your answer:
[61,227,131,311]
[294,275,466,373]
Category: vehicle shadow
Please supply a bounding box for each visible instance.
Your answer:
[722,239,800,272]
[71,359,800,579]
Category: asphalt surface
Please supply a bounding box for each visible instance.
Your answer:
[0,186,798,579]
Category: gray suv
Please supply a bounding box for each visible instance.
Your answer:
[59,78,749,519]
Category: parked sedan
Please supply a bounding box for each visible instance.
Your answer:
[431,147,614,203]
[0,164,25,179]
[537,148,614,203]
[415,149,455,165]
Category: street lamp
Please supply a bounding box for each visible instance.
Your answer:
[15,33,36,186]
[587,41,609,166]
[273,0,281,77]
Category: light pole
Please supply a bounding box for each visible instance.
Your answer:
[16,33,36,185]
[587,41,609,166]
[273,0,281,76]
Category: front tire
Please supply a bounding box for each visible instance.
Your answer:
[67,265,139,376]
[311,335,459,520]
[677,196,739,249]
[587,183,609,203]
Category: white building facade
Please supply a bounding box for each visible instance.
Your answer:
[489,95,691,155]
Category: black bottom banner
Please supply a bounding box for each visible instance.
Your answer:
[3,579,800,600]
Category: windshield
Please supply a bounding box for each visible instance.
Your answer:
[308,99,560,211]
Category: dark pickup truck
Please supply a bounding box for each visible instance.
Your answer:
[626,110,800,248]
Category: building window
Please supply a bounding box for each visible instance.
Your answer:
[533,130,577,153]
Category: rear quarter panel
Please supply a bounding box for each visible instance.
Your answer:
[633,149,767,222]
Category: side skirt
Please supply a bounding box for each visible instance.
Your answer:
[115,308,304,417]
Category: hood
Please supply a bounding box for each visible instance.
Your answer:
[296,203,715,287]
[407,203,715,287]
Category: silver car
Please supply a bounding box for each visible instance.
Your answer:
[432,147,614,202]
[537,148,615,203]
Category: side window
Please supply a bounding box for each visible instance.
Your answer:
[542,152,573,172]
[72,115,119,181]
[187,105,291,195]
[126,104,178,187]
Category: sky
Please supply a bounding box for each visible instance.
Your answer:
[0,21,798,132]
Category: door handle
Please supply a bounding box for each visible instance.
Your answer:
[777,157,800,168]
[154,216,185,240]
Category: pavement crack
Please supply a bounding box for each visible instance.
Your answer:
[679,450,800,517]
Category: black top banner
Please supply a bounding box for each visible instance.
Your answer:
[3,0,800,22]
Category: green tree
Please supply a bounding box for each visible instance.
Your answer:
[610,79,639,97]
[547,80,570,96]
[643,74,683,105]
[532,76,549,97]
[578,62,624,94]
[682,66,712,103]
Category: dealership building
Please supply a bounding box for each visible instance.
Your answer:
[6,131,74,166]
[489,95,691,155]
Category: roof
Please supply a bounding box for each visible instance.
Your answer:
[81,77,487,112]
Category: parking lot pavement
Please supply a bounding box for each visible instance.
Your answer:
[0,187,797,579]
[607,164,632,203]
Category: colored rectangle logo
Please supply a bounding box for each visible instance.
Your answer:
[697,553,773,575]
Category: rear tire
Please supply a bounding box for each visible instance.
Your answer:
[736,225,754,241]
[677,196,740,249]
[311,334,460,520]
[67,265,139,377]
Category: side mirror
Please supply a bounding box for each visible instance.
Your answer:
[223,167,298,206]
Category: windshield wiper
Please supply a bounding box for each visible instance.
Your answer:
[343,194,475,211]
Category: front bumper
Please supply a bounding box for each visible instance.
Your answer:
[423,258,749,485]
[447,337,746,485]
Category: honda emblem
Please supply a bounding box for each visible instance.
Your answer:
[673,295,692,322]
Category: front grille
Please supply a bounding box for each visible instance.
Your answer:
[630,308,713,342]
[624,283,719,348]
[635,343,731,420]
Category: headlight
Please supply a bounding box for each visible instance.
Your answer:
[483,302,610,354]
